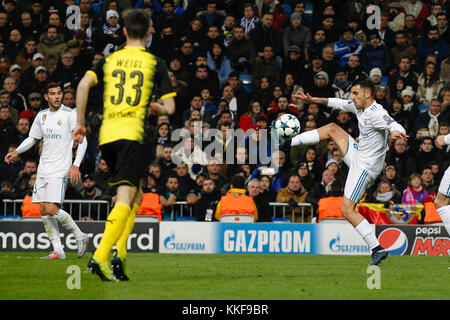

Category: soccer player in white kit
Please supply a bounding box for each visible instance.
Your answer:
[433,134,450,236]
[290,80,408,266]
[4,83,88,259]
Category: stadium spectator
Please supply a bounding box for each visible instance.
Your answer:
[252,44,281,86]
[194,177,220,221]
[401,0,430,29]
[421,166,438,194]
[14,158,37,195]
[333,27,363,68]
[296,161,315,192]
[390,31,417,67]
[416,62,445,106]
[247,177,271,222]
[332,67,352,100]
[207,40,233,88]
[402,172,429,204]
[344,54,368,83]
[159,174,182,220]
[367,179,402,204]
[227,25,256,73]
[360,33,393,76]
[413,99,447,138]
[416,137,443,174]
[258,174,277,203]
[388,2,406,32]
[282,12,310,58]
[249,12,282,58]
[3,77,27,115]
[417,26,449,65]
[37,25,67,72]
[306,168,335,213]
[276,173,308,222]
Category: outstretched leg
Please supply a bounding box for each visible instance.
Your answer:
[291,123,350,158]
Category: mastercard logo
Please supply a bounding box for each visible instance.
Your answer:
[378,228,408,255]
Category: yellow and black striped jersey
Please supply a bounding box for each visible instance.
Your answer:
[86,46,176,145]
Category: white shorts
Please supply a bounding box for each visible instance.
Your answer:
[438,166,450,198]
[343,136,378,203]
[32,176,68,205]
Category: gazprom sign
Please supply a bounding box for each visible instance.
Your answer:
[217,223,318,254]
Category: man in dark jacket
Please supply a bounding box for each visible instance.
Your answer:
[249,12,282,57]
[360,33,393,76]
[227,26,257,72]
[194,177,221,221]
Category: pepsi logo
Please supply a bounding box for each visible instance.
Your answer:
[378,228,408,255]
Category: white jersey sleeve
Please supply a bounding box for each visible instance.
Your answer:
[29,111,43,139]
[327,98,358,114]
[69,108,77,132]
[370,108,406,134]
[444,133,450,145]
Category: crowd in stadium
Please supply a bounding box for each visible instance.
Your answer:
[0,0,449,222]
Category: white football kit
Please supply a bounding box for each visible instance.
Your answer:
[327,98,406,203]
[28,105,78,204]
[438,133,450,197]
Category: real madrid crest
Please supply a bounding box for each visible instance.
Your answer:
[57,119,62,126]
[42,114,47,121]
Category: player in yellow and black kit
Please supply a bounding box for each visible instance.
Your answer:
[73,9,175,281]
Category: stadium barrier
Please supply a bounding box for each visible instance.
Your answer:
[0,220,447,256]
[1,199,314,222]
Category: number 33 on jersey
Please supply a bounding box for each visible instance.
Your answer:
[86,46,175,146]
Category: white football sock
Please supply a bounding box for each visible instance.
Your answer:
[355,219,380,249]
[54,209,84,240]
[42,215,64,253]
[291,129,320,146]
[437,205,450,236]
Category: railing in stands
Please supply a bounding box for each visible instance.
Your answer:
[1,199,314,222]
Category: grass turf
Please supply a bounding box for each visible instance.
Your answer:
[0,252,448,300]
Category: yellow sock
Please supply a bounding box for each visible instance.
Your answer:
[116,203,139,260]
[95,202,131,262]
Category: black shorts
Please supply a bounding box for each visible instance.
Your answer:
[100,139,145,189]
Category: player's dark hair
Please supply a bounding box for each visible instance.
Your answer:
[124,9,150,39]
[352,79,375,97]
[45,82,61,94]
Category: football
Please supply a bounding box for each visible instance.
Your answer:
[274,114,301,139]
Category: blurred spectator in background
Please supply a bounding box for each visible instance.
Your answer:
[276,173,309,222]
[306,168,335,213]
[402,172,429,205]
[194,177,220,221]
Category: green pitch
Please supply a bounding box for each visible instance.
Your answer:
[0,252,448,300]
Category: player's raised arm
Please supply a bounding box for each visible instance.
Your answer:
[74,71,97,143]
[293,91,328,106]
[293,90,356,113]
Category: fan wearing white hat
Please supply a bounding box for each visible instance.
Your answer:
[97,9,125,57]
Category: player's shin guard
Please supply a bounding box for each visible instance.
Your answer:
[437,205,450,236]
[94,202,131,263]
[42,215,64,254]
[355,219,380,250]
[54,209,84,240]
[291,129,320,146]
[115,203,139,260]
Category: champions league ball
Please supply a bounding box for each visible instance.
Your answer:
[274,114,301,139]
